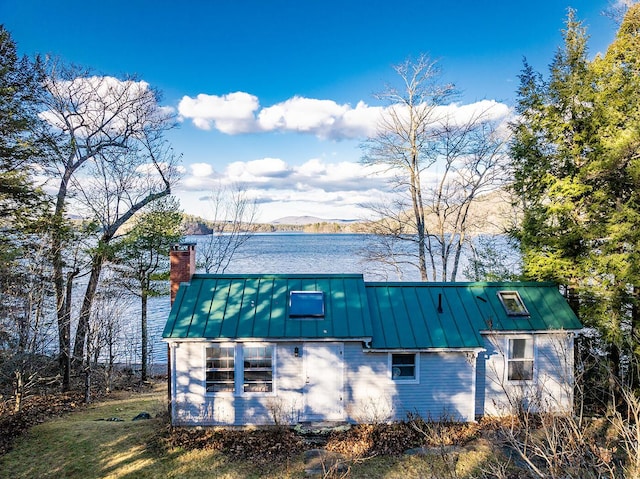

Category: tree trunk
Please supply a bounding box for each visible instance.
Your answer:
[52,167,75,391]
[13,371,23,412]
[73,253,104,361]
[141,285,148,382]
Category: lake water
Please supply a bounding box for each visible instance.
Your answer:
[142,233,424,365]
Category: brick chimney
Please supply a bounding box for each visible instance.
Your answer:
[170,243,196,305]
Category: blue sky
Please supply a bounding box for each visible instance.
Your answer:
[1,0,621,221]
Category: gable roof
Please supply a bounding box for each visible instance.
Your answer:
[162,275,582,349]
[365,282,582,350]
[162,273,373,341]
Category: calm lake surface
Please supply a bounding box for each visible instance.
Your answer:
[143,233,423,365]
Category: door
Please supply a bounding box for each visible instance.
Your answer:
[303,343,344,421]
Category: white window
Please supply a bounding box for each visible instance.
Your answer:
[390,353,418,382]
[508,337,534,381]
[243,345,273,393]
[205,346,235,393]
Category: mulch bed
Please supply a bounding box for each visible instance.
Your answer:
[162,421,481,463]
[162,426,308,463]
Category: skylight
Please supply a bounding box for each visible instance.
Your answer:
[289,291,325,318]
[497,291,530,316]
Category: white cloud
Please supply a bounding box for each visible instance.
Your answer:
[190,162,214,177]
[258,96,350,137]
[178,92,260,133]
[177,90,511,142]
[225,157,291,182]
[179,91,383,139]
[438,99,511,126]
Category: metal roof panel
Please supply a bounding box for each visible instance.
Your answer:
[163,277,581,347]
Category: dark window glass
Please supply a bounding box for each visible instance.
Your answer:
[391,353,416,380]
[289,291,325,318]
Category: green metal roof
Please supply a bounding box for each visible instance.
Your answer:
[365,282,582,350]
[162,274,373,340]
[163,275,582,348]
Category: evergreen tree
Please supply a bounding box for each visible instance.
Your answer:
[511,5,640,393]
[0,25,47,231]
[112,197,183,381]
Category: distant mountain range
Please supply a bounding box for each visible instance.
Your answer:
[270,216,359,225]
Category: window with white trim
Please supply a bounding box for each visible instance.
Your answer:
[498,291,530,316]
[508,337,534,381]
[391,353,417,381]
[205,346,235,393]
[243,345,273,392]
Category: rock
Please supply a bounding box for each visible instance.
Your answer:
[132,412,151,421]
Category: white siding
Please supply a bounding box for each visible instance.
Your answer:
[172,336,583,426]
[170,341,307,426]
[343,344,476,423]
[480,332,574,416]
[170,341,477,425]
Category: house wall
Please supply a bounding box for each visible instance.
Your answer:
[169,340,477,426]
[344,345,476,422]
[169,341,306,426]
[479,332,575,416]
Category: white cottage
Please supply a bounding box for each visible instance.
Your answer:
[163,244,582,426]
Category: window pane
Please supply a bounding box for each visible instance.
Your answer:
[289,291,325,317]
[392,354,416,380]
[243,345,273,393]
[206,346,235,393]
[498,291,529,316]
[508,360,534,381]
[509,338,533,359]
[508,338,533,381]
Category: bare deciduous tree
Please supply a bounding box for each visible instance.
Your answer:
[200,183,258,274]
[38,63,179,389]
[362,55,511,281]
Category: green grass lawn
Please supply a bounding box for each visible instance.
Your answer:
[0,383,498,479]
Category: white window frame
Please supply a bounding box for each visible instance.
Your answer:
[204,343,236,395]
[506,336,535,382]
[388,352,420,384]
[242,343,276,396]
[497,291,530,316]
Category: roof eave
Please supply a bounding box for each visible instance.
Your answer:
[163,336,373,343]
[479,328,583,335]
[365,347,485,353]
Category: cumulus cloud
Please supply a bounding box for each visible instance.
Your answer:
[177,156,391,197]
[178,91,260,133]
[174,154,403,220]
[178,90,511,142]
[190,162,214,177]
[226,158,292,183]
[179,92,382,139]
